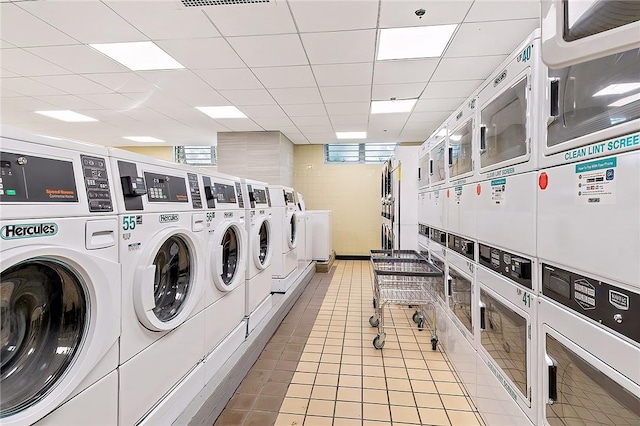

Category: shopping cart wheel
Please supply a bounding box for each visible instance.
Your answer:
[373,333,386,350]
[417,319,425,331]
[431,336,438,351]
[369,315,380,328]
[412,311,421,323]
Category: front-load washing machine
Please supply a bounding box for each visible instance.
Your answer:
[108,148,207,425]
[199,172,247,383]
[0,129,120,425]
[240,178,273,335]
[270,185,299,292]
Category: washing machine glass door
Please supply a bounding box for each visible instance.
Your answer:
[448,267,473,335]
[287,212,297,249]
[151,235,192,323]
[253,218,272,270]
[1,259,87,417]
[545,334,640,424]
[212,222,245,292]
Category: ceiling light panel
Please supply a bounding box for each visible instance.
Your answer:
[336,131,367,139]
[196,106,247,119]
[90,41,185,71]
[35,110,98,122]
[377,25,457,60]
[123,136,165,143]
[371,99,417,114]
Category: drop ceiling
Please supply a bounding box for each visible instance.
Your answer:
[0,0,539,146]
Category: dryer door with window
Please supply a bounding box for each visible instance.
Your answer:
[134,229,202,331]
[252,217,272,270]
[1,247,118,425]
[211,221,246,292]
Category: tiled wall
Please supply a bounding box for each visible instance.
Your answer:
[294,145,380,256]
[217,131,294,186]
[119,146,174,161]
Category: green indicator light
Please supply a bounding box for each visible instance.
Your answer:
[6,190,16,196]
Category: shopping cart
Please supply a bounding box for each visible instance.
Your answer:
[368,256,443,350]
[369,250,427,309]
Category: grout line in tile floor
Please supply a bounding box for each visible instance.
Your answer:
[214,261,485,426]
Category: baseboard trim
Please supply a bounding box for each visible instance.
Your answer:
[173,263,316,426]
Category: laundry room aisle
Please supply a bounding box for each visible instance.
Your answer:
[214,260,484,426]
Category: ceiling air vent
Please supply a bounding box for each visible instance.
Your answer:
[181,0,269,6]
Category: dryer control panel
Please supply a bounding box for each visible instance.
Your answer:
[542,264,640,345]
[447,232,475,261]
[479,243,532,289]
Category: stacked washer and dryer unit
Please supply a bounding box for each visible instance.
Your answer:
[417,4,640,424]
[0,129,120,425]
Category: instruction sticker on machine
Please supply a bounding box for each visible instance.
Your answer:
[454,186,463,204]
[575,158,617,205]
[490,179,506,205]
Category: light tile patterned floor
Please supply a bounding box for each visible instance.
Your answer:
[215,260,484,426]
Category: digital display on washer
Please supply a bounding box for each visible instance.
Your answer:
[0,151,78,203]
[214,183,237,204]
[284,190,295,204]
[144,172,188,203]
[252,188,268,205]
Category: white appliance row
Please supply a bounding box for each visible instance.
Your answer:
[417,5,640,425]
[0,127,308,425]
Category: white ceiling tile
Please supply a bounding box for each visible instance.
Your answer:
[372,83,426,100]
[291,115,331,126]
[297,124,334,133]
[313,63,373,87]
[277,127,304,134]
[151,106,229,129]
[445,20,539,58]
[1,3,79,47]
[400,130,432,141]
[420,80,483,99]
[25,45,129,74]
[325,102,371,116]
[203,2,296,36]
[252,117,296,128]
[214,118,264,131]
[280,103,327,117]
[319,85,371,103]
[1,96,57,112]
[285,134,310,144]
[39,95,101,110]
[195,68,263,90]
[373,59,438,85]
[83,73,156,93]
[406,111,452,125]
[32,75,113,95]
[289,1,379,32]
[218,89,276,106]
[240,105,288,118]
[1,40,16,48]
[252,66,316,89]
[79,93,137,110]
[1,77,64,96]
[156,38,244,69]
[76,109,137,123]
[269,87,322,105]
[379,1,473,28]
[125,91,189,109]
[402,121,441,133]
[0,69,20,79]
[329,114,369,126]
[139,70,229,106]
[465,0,540,22]
[414,98,465,112]
[301,30,375,65]
[431,55,507,81]
[0,87,23,98]
[303,132,338,143]
[227,34,308,68]
[106,1,221,40]
[1,49,72,77]
[18,1,147,43]
[120,108,173,122]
